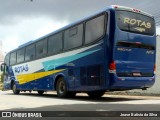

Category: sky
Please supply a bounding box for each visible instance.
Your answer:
[0,0,160,55]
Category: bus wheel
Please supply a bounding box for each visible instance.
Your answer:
[56,77,68,98]
[13,84,20,95]
[87,91,105,98]
[38,90,44,95]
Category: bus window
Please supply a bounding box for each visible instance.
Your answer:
[10,52,17,65]
[4,54,10,66]
[48,32,62,54]
[64,24,83,50]
[25,44,35,61]
[85,14,105,44]
[116,11,155,35]
[36,39,47,58]
[17,48,25,63]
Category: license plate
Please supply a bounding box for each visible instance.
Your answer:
[133,72,141,76]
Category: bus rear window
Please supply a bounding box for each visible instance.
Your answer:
[116,11,155,35]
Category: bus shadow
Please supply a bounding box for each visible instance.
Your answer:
[4,91,143,102]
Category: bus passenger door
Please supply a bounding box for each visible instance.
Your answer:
[0,63,10,90]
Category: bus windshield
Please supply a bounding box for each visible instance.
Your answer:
[116,10,155,35]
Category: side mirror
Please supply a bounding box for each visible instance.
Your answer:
[1,63,6,72]
[1,63,4,71]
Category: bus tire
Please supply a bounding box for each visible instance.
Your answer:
[87,91,105,98]
[13,84,20,95]
[37,90,44,95]
[56,77,68,98]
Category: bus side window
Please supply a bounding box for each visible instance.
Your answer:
[4,54,10,66]
[10,52,17,65]
[64,24,83,50]
[25,44,35,61]
[17,48,25,63]
[85,14,105,44]
[48,32,63,54]
[36,39,47,58]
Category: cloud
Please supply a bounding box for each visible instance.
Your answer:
[0,0,140,25]
[33,19,68,39]
[1,17,68,53]
[0,0,159,54]
[0,0,159,24]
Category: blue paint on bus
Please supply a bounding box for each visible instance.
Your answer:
[1,5,156,98]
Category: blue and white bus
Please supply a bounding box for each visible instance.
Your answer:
[1,5,156,98]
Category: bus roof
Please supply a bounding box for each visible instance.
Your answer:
[8,5,154,53]
[111,5,154,18]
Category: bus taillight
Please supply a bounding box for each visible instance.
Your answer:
[109,61,116,72]
[133,8,141,13]
[112,5,119,9]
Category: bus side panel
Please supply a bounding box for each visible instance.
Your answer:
[8,41,105,92]
[69,40,105,91]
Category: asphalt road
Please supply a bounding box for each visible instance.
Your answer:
[0,91,160,120]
